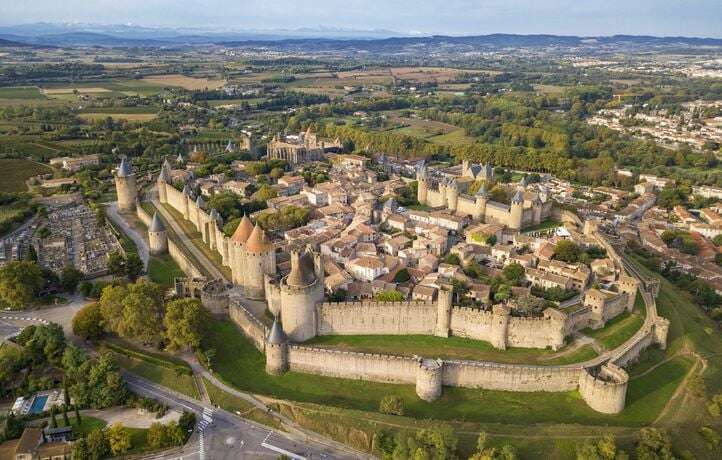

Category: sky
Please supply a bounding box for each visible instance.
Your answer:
[2,0,722,38]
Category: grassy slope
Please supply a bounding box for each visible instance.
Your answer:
[147,254,185,289]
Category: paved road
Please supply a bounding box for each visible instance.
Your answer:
[0,293,89,337]
[150,196,227,282]
[126,374,366,460]
[106,201,150,270]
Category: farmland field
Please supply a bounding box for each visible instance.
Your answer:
[79,113,157,122]
[0,86,45,99]
[142,74,226,90]
[0,158,53,192]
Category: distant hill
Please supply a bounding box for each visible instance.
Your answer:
[0,37,35,47]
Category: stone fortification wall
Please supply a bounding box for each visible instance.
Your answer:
[167,239,203,278]
[564,306,592,335]
[443,360,582,392]
[229,301,267,352]
[136,204,152,227]
[165,186,187,218]
[507,316,565,349]
[317,301,437,336]
[448,306,497,341]
[287,346,418,384]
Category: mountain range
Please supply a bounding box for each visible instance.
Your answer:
[1,23,721,50]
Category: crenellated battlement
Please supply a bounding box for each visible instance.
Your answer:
[319,300,435,309]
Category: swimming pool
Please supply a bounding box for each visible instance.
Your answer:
[29,395,48,414]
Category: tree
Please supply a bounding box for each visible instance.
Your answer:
[125,253,144,281]
[99,284,128,333]
[107,423,132,456]
[375,290,405,302]
[63,404,70,426]
[60,266,83,293]
[72,438,90,460]
[251,184,278,202]
[107,251,126,278]
[73,303,104,340]
[444,254,461,266]
[118,281,164,345]
[74,404,82,424]
[0,261,44,309]
[713,234,722,247]
[178,411,196,440]
[554,240,581,263]
[502,263,525,286]
[147,423,169,449]
[635,428,674,460]
[379,395,405,416]
[393,268,411,283]
[86,428,109,460]
[164,299,209,351]
[577,435,627,460]
[20,323,66,365]
[50,406,58,428]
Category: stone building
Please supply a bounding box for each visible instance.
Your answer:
[267,127,342,165]
[416,163,552,230]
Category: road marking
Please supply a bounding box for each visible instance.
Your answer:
[261,442,307,460]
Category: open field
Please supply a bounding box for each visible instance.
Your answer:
[0,158,52,192]
[142,74,226,90]
[79,112,157,122]
[0,86,45,99]
[42,87,111,95]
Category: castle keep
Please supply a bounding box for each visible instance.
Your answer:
[416,161,553,230]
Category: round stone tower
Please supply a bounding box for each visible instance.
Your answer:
[417,165,428,205]
[148,212,168,255]
[115,157,137,212]
[509,189,524,230]
[446,178,459,212]
[473,185,488,221]
[157,159,172,203]
[279,248,324,342]
[416,358,443,402]
[243,223,276,300]
[434,287,453,338]
[265,317,289,375]
[229,215,254,286]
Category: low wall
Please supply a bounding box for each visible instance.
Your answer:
[288,345,418,384]
[229,301,267,352]
[317,301,437,335]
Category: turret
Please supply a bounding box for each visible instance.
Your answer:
[490,305,511,349]
[243,223,276,299]
[229,215,254,285]
[617,276,639,312]
[473,185,488,221]
[279,248,324,342]
[181,184,191,220]
[416,165,428,205]
[148,212,168,255]
[115,157,138,212]
[157,161,171,203]
[434,287,453,337]
[446,178,459,212]
[461,159,470,177]
[265,317,288,375]
[416,358,443,402]
[509,189,524,230]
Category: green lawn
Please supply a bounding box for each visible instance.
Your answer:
[112,352,199,399]
[304,334,563,364]
[0,158,52,192]
[522,219,563,233]
[584,292,646,350]
[52,415,106,437]
[148,254,185,288]
[203,319,688,426]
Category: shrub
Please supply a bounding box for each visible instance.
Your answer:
[379,395,404,416]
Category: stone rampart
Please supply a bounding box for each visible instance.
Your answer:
[287,346,418,383]
[317,301,437,335]
[136,203,152,227]
[229,301,267,352]
[507,315,565,349]
[443,360,582,392]
[167,239,203,278]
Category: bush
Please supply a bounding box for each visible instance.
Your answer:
[379,395,404,416]
[72,303,104,340]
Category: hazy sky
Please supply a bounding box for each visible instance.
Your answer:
[2,0,722,37]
